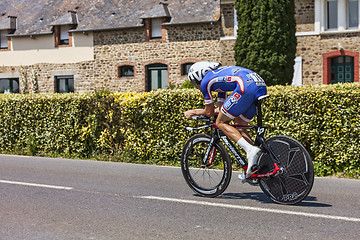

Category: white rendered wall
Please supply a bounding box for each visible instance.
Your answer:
[0,32,94,66]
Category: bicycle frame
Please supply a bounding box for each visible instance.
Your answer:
[200,123,280,179]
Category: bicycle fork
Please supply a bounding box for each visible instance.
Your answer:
[201,135,217,167]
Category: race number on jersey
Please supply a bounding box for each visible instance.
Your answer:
[247,73,266,87]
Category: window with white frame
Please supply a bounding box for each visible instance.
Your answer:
[327,0,338,29]
[348,0,359,28]
[319,0,360,31]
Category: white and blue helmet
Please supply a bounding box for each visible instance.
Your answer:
[188,62,222,86]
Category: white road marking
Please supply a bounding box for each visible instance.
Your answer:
[139,196,360,223]
[0,180,73,190]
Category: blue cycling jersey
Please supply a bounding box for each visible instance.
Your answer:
[200,66,267,121]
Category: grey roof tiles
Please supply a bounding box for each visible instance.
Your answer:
[0,0,220,36]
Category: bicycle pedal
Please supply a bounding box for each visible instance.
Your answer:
[238,173,259,185]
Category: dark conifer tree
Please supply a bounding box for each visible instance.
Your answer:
[234,0,297,85]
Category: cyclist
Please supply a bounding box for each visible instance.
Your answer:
[184,62,267,179]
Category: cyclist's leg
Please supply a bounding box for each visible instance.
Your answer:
[234,109,256,145]
[217,90,260,177]
[216,112,242,143]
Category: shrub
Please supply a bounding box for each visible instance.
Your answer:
[0,93,124,158]
[234,0,297,85]
[119,89,203,164]
[179,80,195,89]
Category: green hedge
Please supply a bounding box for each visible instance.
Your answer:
[0,83,359,178]
[264,84,360,177]
[0,92,124,159]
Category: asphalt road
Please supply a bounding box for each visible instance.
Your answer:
[0,154,359,240]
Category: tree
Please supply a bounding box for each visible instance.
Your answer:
[234,0,297,85]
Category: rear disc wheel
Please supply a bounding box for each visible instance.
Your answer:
[258,135,314,204]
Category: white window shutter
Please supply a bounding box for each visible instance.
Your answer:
[151,19,162,38]
[292,57,303,86]
[60,25,69,40]
[0,31,8,48]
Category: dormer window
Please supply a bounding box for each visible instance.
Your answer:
[0,16,16,50]
[50,11,77,47]
[144,18,165,41]
[54,25,72,47]
[141,2,171,42]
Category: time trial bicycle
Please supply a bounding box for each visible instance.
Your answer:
[181,95,314,204]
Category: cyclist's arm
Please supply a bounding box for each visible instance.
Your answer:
[215,92,226,115]
[184,103,215,119]
[184,80,218,119]
[215,101,223,115]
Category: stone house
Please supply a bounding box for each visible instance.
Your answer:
[0,0,359,94]
[295,0,360,85]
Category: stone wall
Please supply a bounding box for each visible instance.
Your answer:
[295,0,314,32]
[167,24,222,42]
[221,3,235,37]
[296,35,322,85]
[93,22,224,92]
[0,61,95,93]
[220,39,236,66]
[295,0,314,24]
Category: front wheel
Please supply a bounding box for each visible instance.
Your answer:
[257,135,314,204]
[181,134,232,197]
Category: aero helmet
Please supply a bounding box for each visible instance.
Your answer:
[188,62,222,86]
